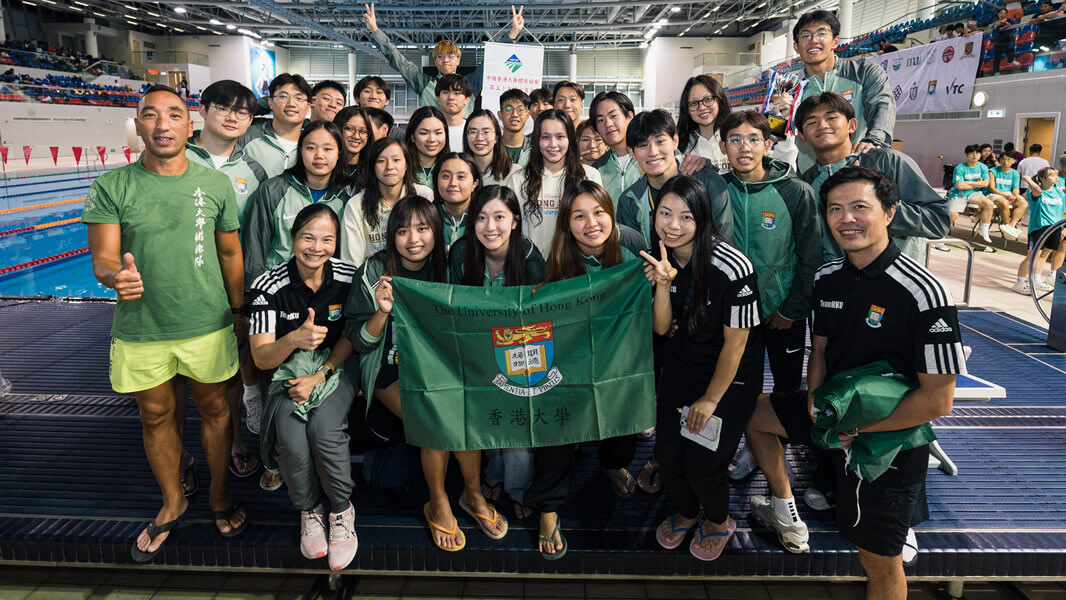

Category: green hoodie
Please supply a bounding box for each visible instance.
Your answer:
[242,174,349,285]
[237,118,300,179]
[724,157,822,320]
[801,148,950,263]
[616,163,734,245]
[184,139,269,230]
[797,57,895,173]
[369,30,515,118]
[592,150,643,208]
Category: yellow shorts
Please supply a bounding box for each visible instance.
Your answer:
[109,327,239,394]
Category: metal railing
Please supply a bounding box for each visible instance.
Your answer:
[130,50,210,67]
[926,237,974,307]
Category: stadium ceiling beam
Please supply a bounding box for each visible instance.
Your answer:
[239,0,378,55]
[151,0,722,11]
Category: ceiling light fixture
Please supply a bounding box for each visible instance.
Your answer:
[174,6,186,13]
[226,24,236,30]
[209,18,221,25]
[670,6,681,13]
[657,18,668,25]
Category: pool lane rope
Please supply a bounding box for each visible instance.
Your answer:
[0,216,82,238]
[0,247,89,275]
[0,197,85,216]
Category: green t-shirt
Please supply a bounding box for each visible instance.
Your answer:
[81,160,240,342]
[991,167,1020,194]
[949,163,989,199]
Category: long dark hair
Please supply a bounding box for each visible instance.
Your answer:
[676,75,731,154]
[404,105,449,166]
[284,120,350,188]
[432,152,482,206]
[363,137,417,230]
[544,180,622,283]
[384,195,447,282]
[333,106,376,182]
[462,185,528,286]
[656,175,726,334]
[463,109,513,181]
[523,109,585,225]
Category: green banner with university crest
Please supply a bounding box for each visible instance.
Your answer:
[391,259,655,451]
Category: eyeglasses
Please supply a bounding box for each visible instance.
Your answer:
[343,126,369,138]
[579,136,602,145]
[686,96,717,111]
[798,30,833,42]
[467,128,493,139]
[501,105,527,115]
[271,93,308,105]
[211,105,252,120]
[725,136,766,149]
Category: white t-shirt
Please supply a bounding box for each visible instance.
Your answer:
[276,136,299,156]
[505,164,604,256]
[449,124,465,153]
[1017,156,1050,189]
[209,153,228,169]
[339,183,434,267]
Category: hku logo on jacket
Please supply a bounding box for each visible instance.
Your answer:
[866,304,886,328]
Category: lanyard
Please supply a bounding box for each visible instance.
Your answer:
[647,186,656,210]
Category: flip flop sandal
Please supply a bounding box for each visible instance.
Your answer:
[689,517,736,562]
[655,514,695,550]
[228,451,260,478]
[130,504,188,563]
[422,502,466,552]
[481,479,503,502]
[458,497,509,540]
[259,469,283,491]
[180,453,198,498]
[637,460,661,494]
[212,504,249,538]
[539,517,567,560]
[605,468,637,499]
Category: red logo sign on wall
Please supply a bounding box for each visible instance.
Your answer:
[942,46,955,63]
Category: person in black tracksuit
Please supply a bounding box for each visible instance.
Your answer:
[640,175,764,562]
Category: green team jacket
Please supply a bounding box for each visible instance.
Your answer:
[724,157,822,320]
[801,148,950,262]
[811,360,935,483]
[616,163,734,245]
[592,150,643,208]
[242,174,349,285]
[184,140,269,230]
[345,251,389,414]
[235,118,299,179]
[797,58,895,173]
[447,236,546,286]
[370,31,515,117]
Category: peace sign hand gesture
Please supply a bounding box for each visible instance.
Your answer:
[363,3,379,33]
[639,241,678,288]
[509,5,525,39]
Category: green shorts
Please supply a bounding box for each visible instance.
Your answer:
[109,327,239,394]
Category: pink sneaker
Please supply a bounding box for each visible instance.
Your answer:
[328,503,358,571]
[299,504,328,560]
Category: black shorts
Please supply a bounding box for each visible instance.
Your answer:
[833,444,930,557]
[374,363,399,390]
[769,389,814,445]
[1029,225,1064,252]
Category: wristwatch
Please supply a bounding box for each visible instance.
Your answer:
[317,364,334,378]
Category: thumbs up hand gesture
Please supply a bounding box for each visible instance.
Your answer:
[290,308,329,350]
[114,252,144,301]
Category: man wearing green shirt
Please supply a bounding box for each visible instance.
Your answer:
[238,74,310,178]
[83,85,249,562]
[796,92,950,262]
[947,145,1000,244]
[362,3,525,117]
[988,152,1026,239]
[590,91,642,207]
[774,10,896,173]
[498,88,532,166]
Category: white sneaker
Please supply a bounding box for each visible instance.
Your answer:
[328,503,358,571]
[1035,276,1055,292]
[1000,224,1020,240]
[933,243,950,252]
[300,504,328,560]
[729,444,758,480]
[902,528,918,567]
[1011,279,1031,295]
[243,391,263,435]
[750,495,810,553]
[803,487,836,511]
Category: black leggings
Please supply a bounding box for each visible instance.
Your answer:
[525,435,637,514]
[654,373,760,524]
[763,318,807,393]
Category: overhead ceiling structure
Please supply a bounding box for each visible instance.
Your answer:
[21,0,833,49]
